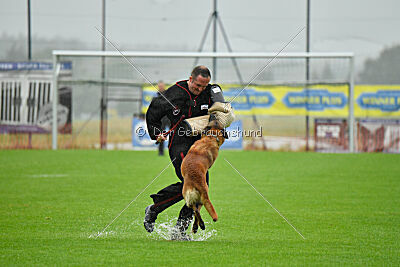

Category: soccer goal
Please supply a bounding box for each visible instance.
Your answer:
[50,50,355,151]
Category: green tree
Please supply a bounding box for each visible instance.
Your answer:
[359,44,400,84]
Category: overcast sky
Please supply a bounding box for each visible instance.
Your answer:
[1,0,399,68]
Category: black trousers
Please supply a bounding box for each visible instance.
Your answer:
[150,142,209,219]
[158,140,164,156]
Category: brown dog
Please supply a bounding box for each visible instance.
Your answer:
[181,120,226,233]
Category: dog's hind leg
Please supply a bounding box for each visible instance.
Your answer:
[192,204,200,233]
[192,204,201,233]
[196,204,206,230]
[192,215,199,233]
[194,210,206,231]
[198,215,205,230]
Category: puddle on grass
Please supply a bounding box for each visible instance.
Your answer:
[88,217,217,241]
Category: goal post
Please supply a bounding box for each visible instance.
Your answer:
[51,50,355,151]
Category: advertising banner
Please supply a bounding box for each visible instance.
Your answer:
[141,84,400,118]
[132,117,158,150]
[221,84,349,116]
[221,120,243,150]
[355,85,400,117]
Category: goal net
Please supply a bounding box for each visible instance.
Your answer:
[46,51,355,151]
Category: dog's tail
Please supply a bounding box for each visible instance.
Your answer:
[200,190,218,222]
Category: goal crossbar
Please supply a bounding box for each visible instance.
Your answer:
[53,50,354,59]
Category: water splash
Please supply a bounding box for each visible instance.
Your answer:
[88,231,116,239]
[87,217,217,241]
[150,217,217,242]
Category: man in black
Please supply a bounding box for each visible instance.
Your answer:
[144,66,225,238]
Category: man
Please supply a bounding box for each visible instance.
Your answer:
[156,81,170,156]
[144,66,225,239]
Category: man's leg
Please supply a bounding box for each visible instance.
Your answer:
[175,204,194,231]
[169,148,195,235]
[144,182,183,233]
[143,143,189,233]
[144,139,206,238]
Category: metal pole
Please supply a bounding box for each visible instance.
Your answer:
[27,0,31,60]
[217,16,244,84]
[52,55,59,150]
[100,0,107,149]
[305,0,310,151]
[212,0,217,82]
[349,56,355,153]
[193,14,213,66]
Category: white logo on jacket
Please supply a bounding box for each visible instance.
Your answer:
[212,87,221,93]
[173,108,180,115]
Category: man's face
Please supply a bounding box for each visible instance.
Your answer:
[188,75,210,95]
[158,82,165,92]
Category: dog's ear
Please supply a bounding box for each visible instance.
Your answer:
[209,113,217,122]
[222,129,229,139]
[206,116,220,129]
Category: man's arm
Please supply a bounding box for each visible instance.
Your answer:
[146,95,169,140]
[210,84,225,103]
[208,85,235,128]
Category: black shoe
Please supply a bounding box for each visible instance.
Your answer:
[143,205,157,233]
[176,205,194,232]
[170,212,193,241]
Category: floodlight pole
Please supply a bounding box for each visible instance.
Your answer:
[27,0,31,60]
[305,0,311,151]
[100,0,107,149]
[194,0,264,149]
[212,0,217,80]
[194,0,243,83]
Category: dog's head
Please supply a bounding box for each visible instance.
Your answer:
[202,115,228,147]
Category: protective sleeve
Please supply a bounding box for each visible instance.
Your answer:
[210,84,225,103]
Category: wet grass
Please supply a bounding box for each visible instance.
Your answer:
[0,150,399,265]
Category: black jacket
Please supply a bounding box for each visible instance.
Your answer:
[146,80,217,148]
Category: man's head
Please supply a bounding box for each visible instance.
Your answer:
[188,66,211,95]
[157,81,166,92]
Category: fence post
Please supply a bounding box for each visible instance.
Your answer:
[52,55,60,150]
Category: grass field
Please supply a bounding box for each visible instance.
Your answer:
[1,150,399,265]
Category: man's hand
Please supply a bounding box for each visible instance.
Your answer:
[208,102,235,128]
[208,102,232,114]
[156,134,167,143]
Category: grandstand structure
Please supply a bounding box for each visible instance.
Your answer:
[0,62,72,148]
